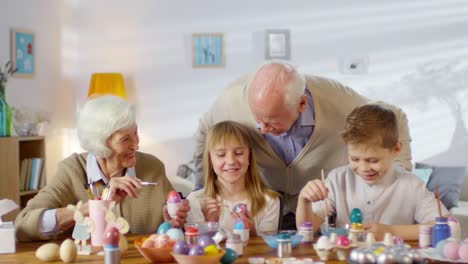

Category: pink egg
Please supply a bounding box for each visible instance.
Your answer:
[459,242,468,262]
[232,203,247,215]
[167,191,181,203]
[335,235,350,247]
[442,241,460,261]
[154,234,170,248]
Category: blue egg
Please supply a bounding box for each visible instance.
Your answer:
[166,228,184,241]
[220,248,238,264]
[157,221,172,234]
[350,208,363,224]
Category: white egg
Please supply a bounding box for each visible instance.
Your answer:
[316,235,332,250]
[36,243,60,262]
[60,239,77,263]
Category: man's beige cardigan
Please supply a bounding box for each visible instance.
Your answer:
[15,152,173,242]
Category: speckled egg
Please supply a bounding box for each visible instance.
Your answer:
[188,245,205,256]
[442,241,460,260]
[198,235,215,248]
[232,203,247,215]
[166,228,184,241]
[458,241,468,262]
[157,221,172,234]
[335,235,350,247]
[173,240,190,255]
[316,235,332,250]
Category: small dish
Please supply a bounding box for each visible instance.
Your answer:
[171,249,225,264]
[259,230,302,249]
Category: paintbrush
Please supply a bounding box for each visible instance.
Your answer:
[435,187,442,217]
[141,181,159,186]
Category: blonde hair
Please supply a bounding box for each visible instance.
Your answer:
[202,121,279,217]
[341,104,398,149]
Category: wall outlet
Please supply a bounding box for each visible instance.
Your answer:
[338,56,370,74]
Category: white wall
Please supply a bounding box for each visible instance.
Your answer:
[4,0,468,181]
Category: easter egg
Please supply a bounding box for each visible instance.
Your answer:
[188,245,205,256]
[204,244,219,255]
[36,243,60,262]
[157,221,172,234]
[166,228,184,241]
[232,203,247,215]
[458,242,468,262]
[436,239,449,255]
[167,191,181,203]
[233,218,249,230]
[221,248,238,264]
[103,226,120,246]
[154,234,170,248]
[316,235,331,250]
[59,239,77,263]
[442,241,460,260]
[198,235,215,248]
[142,238,155,248]
[173,240,190,255]
[335,235,350,247]
[350,208,363,224]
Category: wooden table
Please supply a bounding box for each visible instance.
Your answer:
[0,235,433,264]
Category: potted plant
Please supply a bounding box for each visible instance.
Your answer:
[0,61,15,136]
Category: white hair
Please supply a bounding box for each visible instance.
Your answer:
[78,95,136,158]
[249,60,306,109]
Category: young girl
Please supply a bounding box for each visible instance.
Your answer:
[186,121,280,234]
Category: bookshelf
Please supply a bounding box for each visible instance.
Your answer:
[0,136,46,221]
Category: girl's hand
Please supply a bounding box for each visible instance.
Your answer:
[108,177,142,203]
[232,210,256,235]
[298,179,328,203]
[164,200,190,228]
[201,198,221,222]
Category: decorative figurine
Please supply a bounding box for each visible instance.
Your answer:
[67,201,94,255]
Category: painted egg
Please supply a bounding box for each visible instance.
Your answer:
[167,190,181,203]
[166,228,185,241]
[103,226,120,246]
[59,239,77,263]
[335,235,350,247]
[142,238,155,248]
[154,234,170,248]
[350,208,363,224]
[233,218,249,230]
[393,235,404,245]
[220,248,238,264]
[157,221,172,234]
[204,244,219,255]
[198,235,215,248]
[316,235,332,250]
[188,245,205,256]
[173,240,190,255]
[442,241,460,260]
[232,203,247,215]
[458,242,468,262]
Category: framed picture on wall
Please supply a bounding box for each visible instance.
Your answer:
[192,33,224,68]
[11,28,35,78]
[265,29,290,60]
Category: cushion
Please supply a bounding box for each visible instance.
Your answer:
[415,162,466,210]
[412,168,433,186]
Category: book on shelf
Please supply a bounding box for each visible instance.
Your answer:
[19,158,45,191]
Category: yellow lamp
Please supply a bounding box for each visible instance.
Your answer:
[88,73,126,99]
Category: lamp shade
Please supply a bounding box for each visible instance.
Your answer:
[88,73,126,98]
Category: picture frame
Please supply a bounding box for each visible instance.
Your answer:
[192,33,224,68]
[265,29,290,60]
[11,28,35,78]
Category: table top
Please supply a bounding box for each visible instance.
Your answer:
[0,235,439,264]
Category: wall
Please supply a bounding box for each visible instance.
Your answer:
[4,0,468,182]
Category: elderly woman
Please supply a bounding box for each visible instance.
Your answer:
[15,95,190,241]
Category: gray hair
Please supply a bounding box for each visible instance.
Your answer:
[78,95,136,158]
[249,60,306,109]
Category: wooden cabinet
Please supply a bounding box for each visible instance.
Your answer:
[0,136,45,221]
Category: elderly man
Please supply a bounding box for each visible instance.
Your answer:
[193,61,412,229]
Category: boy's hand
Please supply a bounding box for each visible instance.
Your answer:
[363,223,391,241]
[299,179,328,203]
[201,197,221,222]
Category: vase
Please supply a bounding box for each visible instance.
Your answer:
[0,93,11,137]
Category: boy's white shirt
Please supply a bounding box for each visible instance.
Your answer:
[186,189,280,233]
[312,164,449,228]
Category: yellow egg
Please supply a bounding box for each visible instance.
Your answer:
[119,235,128,254]
[60,239,77,263]
[204,244,219,255]
[36,243,60,262]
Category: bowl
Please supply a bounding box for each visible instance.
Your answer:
[184,222,219,237]
[135,245,175,263]
[171,250,225,264]
[259,230,303,249]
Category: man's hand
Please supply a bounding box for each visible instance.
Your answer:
[164,199,190,228]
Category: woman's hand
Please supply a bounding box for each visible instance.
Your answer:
[201,198,221,222]
[56,202,89,231]
[298,179,328,203]
[107,177,142,203]
[163,200,190,228]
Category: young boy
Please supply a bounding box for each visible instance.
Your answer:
[296,104,448,240]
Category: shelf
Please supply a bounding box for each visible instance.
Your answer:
[20,190,40,196]
[18,136,44,142]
